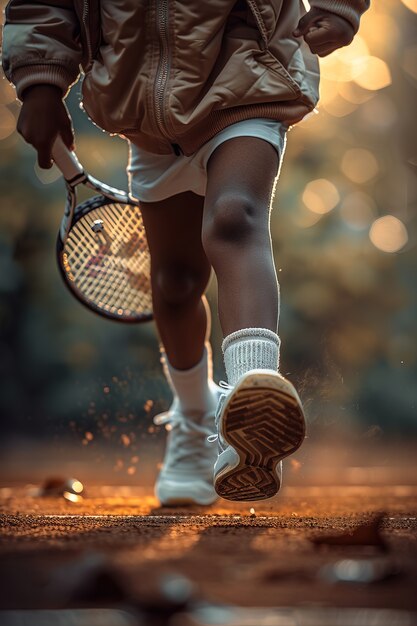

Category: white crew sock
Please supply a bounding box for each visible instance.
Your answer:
[222,328,281,386]
[160,342,218,416]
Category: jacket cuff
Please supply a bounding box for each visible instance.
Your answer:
[309,0,370,33]
[11,63,78,100]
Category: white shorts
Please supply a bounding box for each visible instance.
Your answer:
[128,118,287,203]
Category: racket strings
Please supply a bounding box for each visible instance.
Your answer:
[72,208,148,301]
[76,219,151,298]
[62,202,152,319]
[69,238,151,313]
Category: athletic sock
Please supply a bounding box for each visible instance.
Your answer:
[222,328,281,386]
[160,342,218,416]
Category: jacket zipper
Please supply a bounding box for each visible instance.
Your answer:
[154,0,183,155]
[82,0,93,66]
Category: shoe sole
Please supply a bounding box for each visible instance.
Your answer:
[214,371,306,502]
[157,496,218,507]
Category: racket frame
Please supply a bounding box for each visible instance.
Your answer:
[53,139,153,323]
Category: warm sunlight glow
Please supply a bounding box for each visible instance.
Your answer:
[340,191,376,229]
[302,179,340,214]
[400,0,417,13]
[319,36,369,82]
[369,216,408,253]
[322,94,358,117]
[71,480,84,494]
[354,56,392,91]
[341,149,379,184]
[402,45,417,80]
[0,106,15,140]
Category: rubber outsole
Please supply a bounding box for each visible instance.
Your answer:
[156,496,218,507]
[214,372,306,502]
[155,478,219,507]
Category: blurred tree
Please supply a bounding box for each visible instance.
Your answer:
[0,0,416,447]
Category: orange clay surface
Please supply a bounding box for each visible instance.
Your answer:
[0,440,417,613]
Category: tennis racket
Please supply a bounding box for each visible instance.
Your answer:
[52,136,153,323]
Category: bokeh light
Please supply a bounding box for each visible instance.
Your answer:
[0,105,15,140]
[321,94,357,118]
[359,95,397,129]
[353,56,392,91]
[401,0,417,13]
[341,149,379,184]
[0,0,415,448]
[302,179,340,214]
[360,13,400,55]
[71,480,84,494]
[319,36,369,82]
[292,208,323,229]
[338,81,375,104]
[34,162,61,184]
[402,45,417,80]
[0,82,15,104]
[369,216,408,253]
[340,191,377,229]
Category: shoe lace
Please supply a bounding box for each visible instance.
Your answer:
[154,409,212,435]
[154,402,215,465]
[207,380,233,445]
[218,380,233,391]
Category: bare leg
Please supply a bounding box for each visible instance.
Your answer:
[202,137,280,336]
[140,191,212,370]
[141,193,220,508]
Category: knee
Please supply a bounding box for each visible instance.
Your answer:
[153,264,210,305]
[202,193,265,253]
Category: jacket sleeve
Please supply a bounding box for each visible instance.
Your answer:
[309,0,370,33]
[1,0,82,100]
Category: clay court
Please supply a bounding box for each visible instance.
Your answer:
[1,441,416,625]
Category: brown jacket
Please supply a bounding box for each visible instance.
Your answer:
[2,0,370,156]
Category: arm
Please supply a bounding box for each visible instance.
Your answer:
[2,0,83,100]
[309,1,370,34]
[1,1,83,167]
[294,1,371,57]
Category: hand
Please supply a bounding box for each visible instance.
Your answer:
[17,84,75,169]
[293,8,355,57]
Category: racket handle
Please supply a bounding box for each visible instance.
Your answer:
[52,136,84,181]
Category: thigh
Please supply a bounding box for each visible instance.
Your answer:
[140,190,210,272]
[204,136,280,218]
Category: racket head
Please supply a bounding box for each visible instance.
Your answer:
[57,193,153,323]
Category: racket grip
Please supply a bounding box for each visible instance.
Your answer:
[52,136,84,181]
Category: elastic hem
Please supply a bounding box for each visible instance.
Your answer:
[123,101,313,157]
[176,101,312,156]
[129,181,205,203]
[12,63,79,100]
[166,345,208,378]
[310,0,366,32]
[222,328,280,353]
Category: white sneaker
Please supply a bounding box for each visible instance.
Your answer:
[154,383,222,506]
[210,369,306,502]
